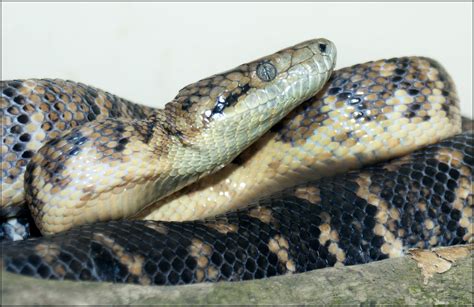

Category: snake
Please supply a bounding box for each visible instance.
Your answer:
[1,38,472,285]
[1,38,337,234]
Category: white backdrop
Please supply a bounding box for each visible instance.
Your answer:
[2,2,472,117]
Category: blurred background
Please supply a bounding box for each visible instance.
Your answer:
[2,2,472,117]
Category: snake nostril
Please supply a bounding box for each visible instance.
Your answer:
[318,43,327,53]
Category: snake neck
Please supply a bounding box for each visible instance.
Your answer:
[158,71,333,174]
[159,98,299,176]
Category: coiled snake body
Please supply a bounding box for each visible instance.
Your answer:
[2,39,337,234]
[2,132,472,285]
[1,39,472,286]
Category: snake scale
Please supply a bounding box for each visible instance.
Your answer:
[1,38,472,286]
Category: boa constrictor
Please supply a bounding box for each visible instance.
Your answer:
[1,39,471,286]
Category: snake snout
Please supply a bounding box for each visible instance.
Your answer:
[293,38,337,70]
[313,40,337,78]
[307,38,336,57]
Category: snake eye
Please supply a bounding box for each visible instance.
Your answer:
[256,62,277,82]
[318,43,327,53]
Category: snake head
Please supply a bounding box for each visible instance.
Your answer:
[166,38,337,151]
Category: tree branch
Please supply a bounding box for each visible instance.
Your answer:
[1,245,472,305]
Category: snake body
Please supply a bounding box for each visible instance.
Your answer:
[0,39,471,286]
[2,132,472,285]
[1,39,336,234]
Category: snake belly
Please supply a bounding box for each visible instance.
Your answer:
[1,132,472,285]
[1,39,337,234]
[137,56,462,221]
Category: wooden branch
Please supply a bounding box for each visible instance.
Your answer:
[1,245,472,305]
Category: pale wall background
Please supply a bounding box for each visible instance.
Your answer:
[2,2,472,117]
